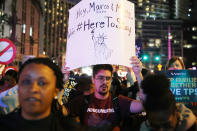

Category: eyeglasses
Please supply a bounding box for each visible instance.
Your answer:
[95,76,112,82]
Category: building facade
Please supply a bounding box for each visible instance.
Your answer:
[0,0,12,38]
[0,0,42,65]
[127,0,183,69]
[43,0,80,66]
[183,21,197,68]
[133,0,173,20]
[137,19,183,69]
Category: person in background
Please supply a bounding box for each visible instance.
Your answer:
[75,75,94,96]
[61,74,94,104]
[0,70,18,115]
[125,67,150,100]
[0,70,17,93]
[110,72,122,98]
[165,56,197,110]
[165,56,185,70]
[0,55,39,115]
[0,58,80,130]
[140,74,197,131]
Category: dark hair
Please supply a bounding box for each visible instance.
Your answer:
[5,70,18,83]
[75,75,92,91]
[141,68,150,77]
[18,57,64,89]
[92,64,113,77]
[165,56,185,70]
[141,74,176,114]
[69,71,74,77]
[113,72,118,78]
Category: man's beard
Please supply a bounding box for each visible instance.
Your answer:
[99,91,107,96]
[98,84,108,96]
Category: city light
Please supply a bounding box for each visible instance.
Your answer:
[192,36,197,40]
[184,44,192,48]
[192,62,196,66]
[142,54,149,61]
[29,27,32,36]
[192,27,197,31]
[192,67,196,70]
[154,56,160,61]
[148,43,154,47]
[43,51,46,55]
[22,24,26,34]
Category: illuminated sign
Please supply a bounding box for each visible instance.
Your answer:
[158,70,197,102]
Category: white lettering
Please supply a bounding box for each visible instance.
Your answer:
[87,108,115,113]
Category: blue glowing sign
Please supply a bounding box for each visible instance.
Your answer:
[157,70,197,102]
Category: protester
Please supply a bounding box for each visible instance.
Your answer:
[65,56,144,130]
[0,70,17,93]
[0,55,42,115]
[165,56,185,70]
[140,74,197,131]
[110,72,122,98]
[0,70,19,115]
[122,67,150,100]
[0,86,19,115]
[0,58,80,130]
[75,75,94,96]
[165,56,197,109]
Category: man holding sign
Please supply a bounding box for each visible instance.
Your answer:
[63,0,144,130]
[64,56,143,130]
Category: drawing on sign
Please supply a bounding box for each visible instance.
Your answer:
[66,0,135,70]
[91,29,113,61]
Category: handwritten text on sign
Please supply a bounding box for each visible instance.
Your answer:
[68,2,133,38]
[66,0,135,70]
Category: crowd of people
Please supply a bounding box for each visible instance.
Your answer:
[0,56,196,130]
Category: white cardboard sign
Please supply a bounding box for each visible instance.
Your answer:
[66,0,135,70]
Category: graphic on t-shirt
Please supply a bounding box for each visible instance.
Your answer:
[87,108,115,113]
[87,109,113,127]
[86,98,115,127]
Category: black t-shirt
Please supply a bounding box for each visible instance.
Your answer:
[0,109,80,131]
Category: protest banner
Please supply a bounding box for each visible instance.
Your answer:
[66,0,135,70]
[157,70,197,102]
[0,39,16,65]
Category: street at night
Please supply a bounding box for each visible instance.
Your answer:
[0,0,197,130]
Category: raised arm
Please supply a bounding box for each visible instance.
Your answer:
[129,56,143,86]
[129,56,144,113]
[61,61,70,83]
